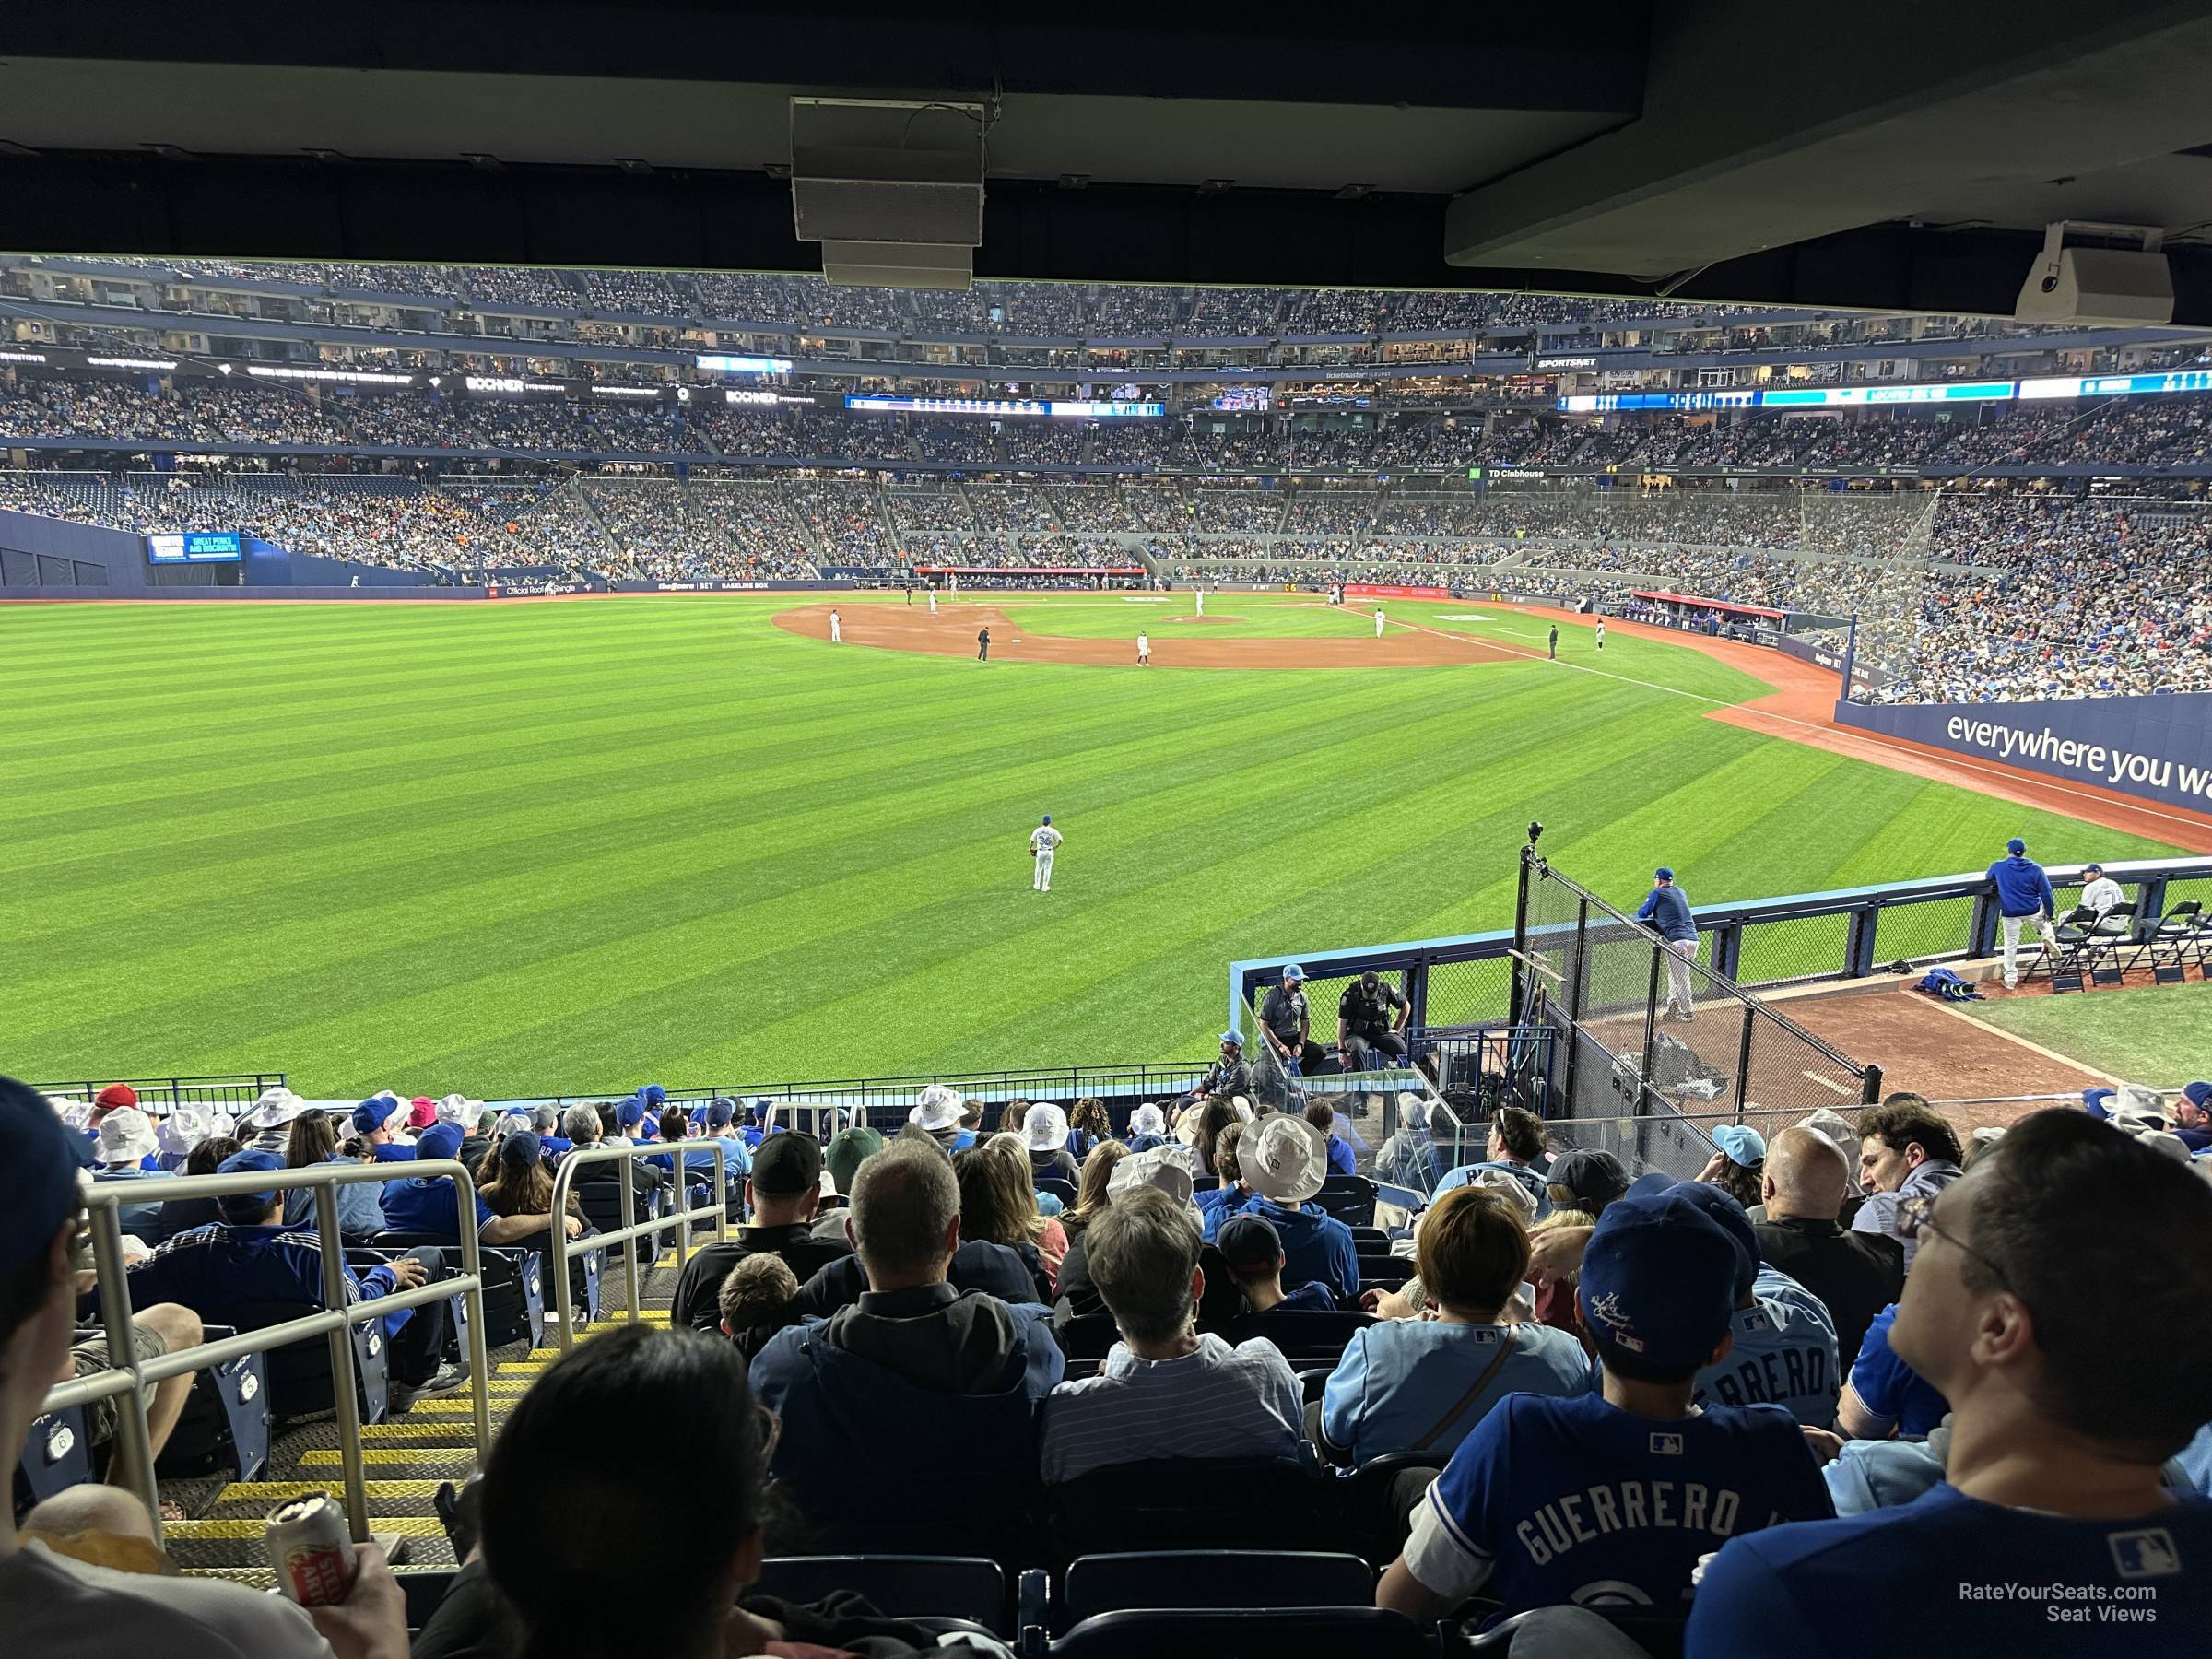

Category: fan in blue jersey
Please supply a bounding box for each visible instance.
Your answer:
[1378,1185,1831,1626]
[1688,1110,2212,1657]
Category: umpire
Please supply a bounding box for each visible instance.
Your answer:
[1337,970,1410,1071]
[1259,963,1326,1076]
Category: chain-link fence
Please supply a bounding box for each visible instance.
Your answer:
[1514,841,1877,1181]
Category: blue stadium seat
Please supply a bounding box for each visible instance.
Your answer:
[16,1404,93,1507]
[754,1555,1009,1635]
[371,1236,540,1350]
[1347,1225,1389,1247]
[1467,1606,1687,1657]
[1294,1364,1335,1406]
[1335,1451,1447,1564]
[1313,1175,1378,1226]
[228,1300,391,1425]
[1050,1606,1424,1659]
[152,1324,270,1483]
[399,1568,457,1634]
[1061,1551,1375,1628]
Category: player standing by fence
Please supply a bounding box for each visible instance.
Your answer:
[1634,866,1700,1022]
[1987,837,2057,990]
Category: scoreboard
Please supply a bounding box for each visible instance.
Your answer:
[146,531,243,564]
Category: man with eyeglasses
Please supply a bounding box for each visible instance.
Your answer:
[1689,1110,2212,1656]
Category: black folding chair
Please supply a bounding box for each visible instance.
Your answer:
[2045,904,2098,993]
[2087,901,2137,985]
[2145,900,2206,984]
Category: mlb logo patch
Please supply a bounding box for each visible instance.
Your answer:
[1649,1432,1685,1456]
[1744,1312,1770,1332]
[1472,1328,1498,1345]
[2110,1529,2181,1578]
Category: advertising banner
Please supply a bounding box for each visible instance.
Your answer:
[1834,693,2212,813]
[1347,582,1451,600]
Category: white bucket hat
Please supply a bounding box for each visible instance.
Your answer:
[244,1087,307,1132]
[435,1092,481,1125]
[1022,1101,1070,1153]
[157,1105,220,1159]
[1107,1143,1197,1209]
[911,1083,964,1133]
[1128,1104,1166,1139]
[95,1107,159,1165]
[1242,1113,1329,1206]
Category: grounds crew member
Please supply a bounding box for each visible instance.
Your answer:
[1337,970,1411,1071]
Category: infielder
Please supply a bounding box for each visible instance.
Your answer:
[1136,630,1150,665]
[928,587,938,615]
[1194,589,1205,618]
[1988,836,2058,989]
[1030,815,1062,892]
[1634,865,1700,1021]
[829,608,841,643]
[1374,606,1386,639]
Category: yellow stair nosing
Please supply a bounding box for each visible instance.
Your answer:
[300,1449,481,1465]
[166,1516,449,1539]
[218,1480,444,1500]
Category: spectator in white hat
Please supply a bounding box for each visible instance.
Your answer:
[1054,1145,1244,1332]
[908,1083,973,1151]
[1022,1103,1078,1186]
[434,1093,477,1127]
[153,1106,229,1172]
[1224,1114,1359,1300]
[1126,1104,1169,1152]
[91,1109,172,1240]
[240,1088,307,1152]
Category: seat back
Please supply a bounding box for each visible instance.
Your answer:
[1347,1225,1388,1247]
[152,1324,270,1482]
[1045,1459,1328,1561]
[228,1300,390,1424]
[1312,1176,1377,1226]
[17,1405,94,1506]
[756,1556,1008,1635]
[1354,1253,1413,1291]
[1062,1552,1374,1628]
[1053,1312,1123,1361]
[1038,1177,1079,1207]
[1051,1606,1422,1659]
[371,1235,539,1349]
[1221,1309,1375,1362]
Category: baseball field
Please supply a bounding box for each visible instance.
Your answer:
[4,590,2186,1097]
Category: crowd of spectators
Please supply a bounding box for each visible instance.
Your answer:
[19,1060,2209,1656]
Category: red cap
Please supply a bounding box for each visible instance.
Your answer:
[95,1083,138,1111]
[408,1097,438,1129]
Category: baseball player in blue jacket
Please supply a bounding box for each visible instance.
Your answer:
[1987,836,2057,989]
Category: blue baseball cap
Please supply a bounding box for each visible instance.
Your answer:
[415,1123,464,1162]
[0,1077,87,1275]
[215,1148,287,1225]
[351,1094,402,1135]
[616,1096,646,1128]
[1577,1189,1739,1370]
[706,1097,736,1128]
[1282,963,1306,982]
[500,1131,543,1171]
[2006,838,2026,855]
[640,1083,666,1109]
[2184,1082,2212,1111]
[1041,815,1051,824]
[1219,1030,1245,1047]
[1712,1124,1767,1168]
[1653,866,1675,881]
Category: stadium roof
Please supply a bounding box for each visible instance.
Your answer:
[5,2,2212,321]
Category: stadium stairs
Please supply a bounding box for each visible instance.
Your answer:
[159,1259,682,1592]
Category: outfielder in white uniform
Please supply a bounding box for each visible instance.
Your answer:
[1030,815,1062,892]
[1194,589,1205,618]
[1374,606,1386,638]
[1595,620,1606,651]
[1136,631,1150,665]
[928,588,938,615]
[830,609,842,643]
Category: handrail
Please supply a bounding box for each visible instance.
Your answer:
[547,1140,729,1352]
[53,1160,492,1549]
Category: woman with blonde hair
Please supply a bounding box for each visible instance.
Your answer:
[959,1136,1071,1293]
[1065,1139,1128,1234]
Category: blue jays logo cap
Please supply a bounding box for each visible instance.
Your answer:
[1578,1189,1738,1370]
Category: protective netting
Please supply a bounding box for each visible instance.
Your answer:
[1515,849,1874,1180]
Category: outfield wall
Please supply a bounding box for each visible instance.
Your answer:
[1835,693,2212,814]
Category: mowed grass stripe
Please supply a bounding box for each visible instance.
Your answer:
[4,598,2185,1090]
[16,662,1540,1065]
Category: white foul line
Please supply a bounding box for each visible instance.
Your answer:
[1803,1070,1856,1097]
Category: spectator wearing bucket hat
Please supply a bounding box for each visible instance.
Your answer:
[154,1104,229,1172]
[909,1083,974,1152]
[1126,1104,1169,1153]
[1055,1145,1246,1334]
[90,1107,173,1239]
[1022,1103,1079,1187]
[1376,1186,1832,1626]
[1226,1113,1359,1300]
[1259,963,1325,1076]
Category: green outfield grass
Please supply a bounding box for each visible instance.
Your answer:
[1960,981,2212,1088]
[2,591,2184,1098]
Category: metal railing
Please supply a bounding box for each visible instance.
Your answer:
[31,1072,288,1111]
[1230,854,2212,1026]
[547,1140,730,1351]
[47,1161,493,1549]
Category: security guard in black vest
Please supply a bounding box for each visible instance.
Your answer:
[1337,970,1411,1071]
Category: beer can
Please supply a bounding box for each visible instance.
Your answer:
[265,1491,359,1606]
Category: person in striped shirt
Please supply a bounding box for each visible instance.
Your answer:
[1039,1187,1303,1483]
